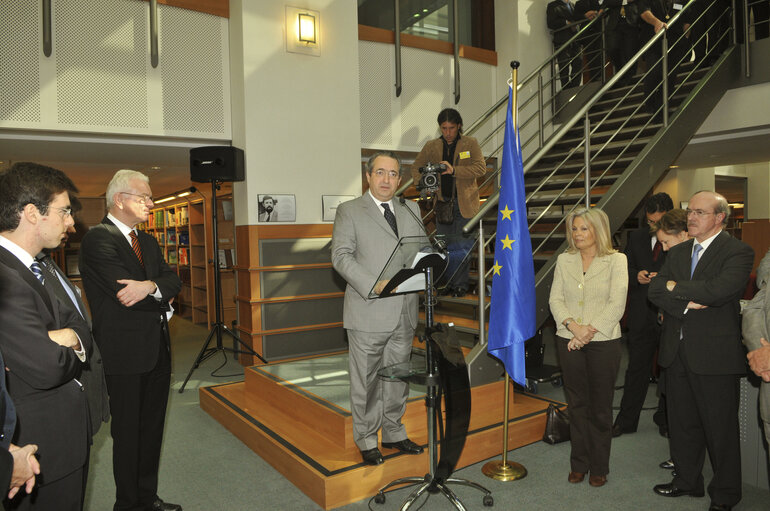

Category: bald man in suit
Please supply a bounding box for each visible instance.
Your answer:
[649,191,753,511]
[332,151,428,466]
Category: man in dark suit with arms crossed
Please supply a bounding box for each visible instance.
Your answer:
[80,170,182,511]
[0,162,92,509]
[649,191,753,511]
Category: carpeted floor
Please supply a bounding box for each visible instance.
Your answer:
[82,317,770,510]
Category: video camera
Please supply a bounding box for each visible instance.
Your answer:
[416,162,447,196]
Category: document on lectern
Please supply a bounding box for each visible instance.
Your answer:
[368,235,447,299]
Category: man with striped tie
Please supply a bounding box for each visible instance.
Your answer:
[0,162,91,509]
[80,169,182,511]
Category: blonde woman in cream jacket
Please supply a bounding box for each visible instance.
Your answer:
[549,207,628,489]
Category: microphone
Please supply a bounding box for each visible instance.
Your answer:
[399,197,446,253]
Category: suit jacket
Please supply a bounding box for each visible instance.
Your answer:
[38,252,110,435]
[258,211,278,222]
[331,195,428,333]
[549,251,629,340]
[742,248,770,421]
[547,0,578,45]
[624,228,666,330]
[79,217,182,375]
[0,248,91,484]
[649,231,754,374]
[0,344,15,492]
[411,136,487,219]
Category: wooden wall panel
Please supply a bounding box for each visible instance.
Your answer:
[742,219,770,271]
[143,0,229,18]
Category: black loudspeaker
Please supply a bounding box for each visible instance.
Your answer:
[190,146,245,183]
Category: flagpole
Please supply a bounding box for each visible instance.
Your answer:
[482,61,527,483]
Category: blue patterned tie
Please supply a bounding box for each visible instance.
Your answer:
[690,243,702,278]
[30,261,45,285]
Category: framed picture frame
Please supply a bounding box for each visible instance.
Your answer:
[257,194,296,222]
[322,195,354,222]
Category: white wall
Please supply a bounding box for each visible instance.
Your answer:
[656,162,770,220]
[696,82,770,135]
[230,0,362,225]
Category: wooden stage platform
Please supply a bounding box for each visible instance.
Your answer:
[200,357,561,510]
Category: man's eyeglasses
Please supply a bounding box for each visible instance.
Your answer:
[372,169,400,179]
[51,206,73,218]
[685,208,715,218]
[120,192,154,205]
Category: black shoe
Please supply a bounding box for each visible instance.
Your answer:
[452,287,468,297]
[360,448,384,465]
[612,423,634,438]
[381,438,424,454]
[149,499,182,511]
[709,504,732,511]
[659,459,675,470]
[653,482,705,498]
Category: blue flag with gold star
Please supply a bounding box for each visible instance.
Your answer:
[487,86,536,387]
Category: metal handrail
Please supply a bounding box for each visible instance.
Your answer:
[393,13,608,199]
[462,0,707,234]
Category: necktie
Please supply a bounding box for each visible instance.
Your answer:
[652,240,662,262]
[30,261,45,285]
[381,203,398,237]
[129,230,144,267]
[690,243,702,277]
[37,257,74,311]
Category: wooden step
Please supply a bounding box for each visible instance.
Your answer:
[201,364,559,509]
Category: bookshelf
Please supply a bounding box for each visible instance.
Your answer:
[137,189,235,329]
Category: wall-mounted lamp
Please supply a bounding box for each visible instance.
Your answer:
[298,13,316,43]
[286,6,320,56]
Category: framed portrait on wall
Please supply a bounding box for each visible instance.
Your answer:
[258,194,296,222]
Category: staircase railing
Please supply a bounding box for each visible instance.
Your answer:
[461,0,738,338]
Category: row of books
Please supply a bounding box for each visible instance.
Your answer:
[166,248,190,265]
[146,205,190,228]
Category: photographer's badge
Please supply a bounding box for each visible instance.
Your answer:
[459,151,470,159]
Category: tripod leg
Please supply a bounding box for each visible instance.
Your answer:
[221,324,266,363]
[179,326,218,393]
[434,481,468,511]
[445,477,492,495]
[399,481,432,511]
[376,476,426,495]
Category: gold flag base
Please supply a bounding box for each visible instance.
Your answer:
[481,460,527,481]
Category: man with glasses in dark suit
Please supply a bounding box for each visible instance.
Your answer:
[649,191,753,511]
[0,162,91,510]
[80,169,182,511]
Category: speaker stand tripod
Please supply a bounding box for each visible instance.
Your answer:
[374,266,493,510]
[179,180,266,393]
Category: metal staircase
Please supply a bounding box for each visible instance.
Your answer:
[397,0,748,385]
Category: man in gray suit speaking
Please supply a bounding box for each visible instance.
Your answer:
[332,151,426,466]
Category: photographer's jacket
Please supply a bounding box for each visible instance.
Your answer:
[411,136,486,219]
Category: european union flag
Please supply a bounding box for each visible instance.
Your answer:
[487,86,537,387]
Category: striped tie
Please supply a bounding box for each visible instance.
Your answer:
[129,231,144,267]
[30,261,45,284]
[381,203,398,237]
